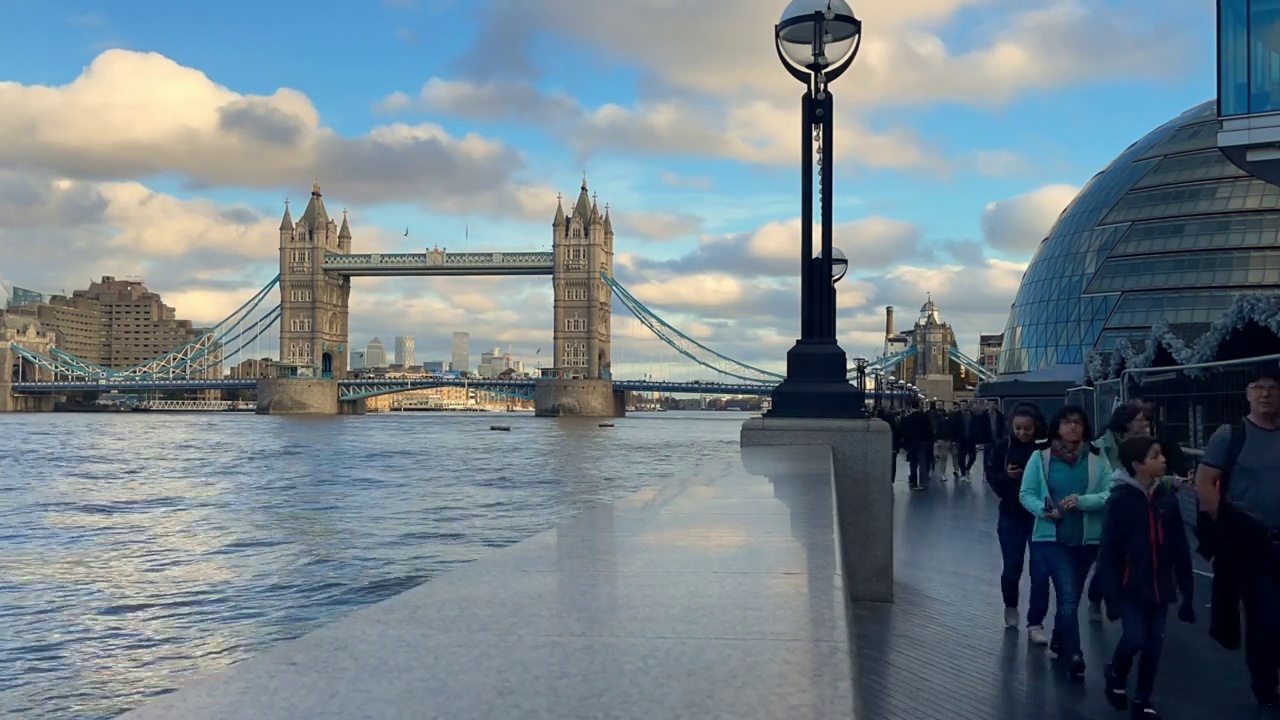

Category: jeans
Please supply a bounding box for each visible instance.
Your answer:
[997,510,1050,625]
[932,441,952,477]
[1110,602,1169,704]
[907,442,932,486]
[1032,541,1099,660]
[954,440,977,474]
[1243,570,1280,703]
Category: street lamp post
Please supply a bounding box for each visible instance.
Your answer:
[767,0,865,419]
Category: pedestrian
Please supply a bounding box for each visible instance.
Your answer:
[985,402,1051,640]
[1099,435,1196,719]
[929,400,953,482]
[899,398,935,492]
[1196,363,1280,713]
[951,399,981,482]
[982,397,1005,466]
[1019,404,1113,678]
[1087,404,1153,621]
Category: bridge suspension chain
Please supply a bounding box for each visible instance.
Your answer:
[601,273,783,384]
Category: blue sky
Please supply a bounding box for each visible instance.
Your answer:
[0,0,1217,377]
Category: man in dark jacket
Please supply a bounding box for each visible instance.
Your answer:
[1196,364,1280,712]
[900,399,935,491]
[951,400,982,481]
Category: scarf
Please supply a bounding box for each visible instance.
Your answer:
[1050,439,1082,467]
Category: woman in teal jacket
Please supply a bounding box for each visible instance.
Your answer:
[1020,404,1113,678]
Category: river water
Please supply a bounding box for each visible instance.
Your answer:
[0,410,745,719]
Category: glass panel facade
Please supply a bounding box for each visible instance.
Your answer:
[1104,288,1274,329]
[1110,213,1280,256]
[998,100,1280,377]
[1132,150,1248,189]
[1102,177,1280,224]
[1252,0,1280,113]
[1222,0,1250,116]
[1084,250,1280,293]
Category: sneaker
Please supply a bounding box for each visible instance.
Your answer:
[1027,625,1050,645]
[1129,700,1160,719]
[1089,600,1104,622]
[1048,631,1062,657]
[1103,665,1128,710]
[1003,608,1019,629]
[1068,654,1087,678]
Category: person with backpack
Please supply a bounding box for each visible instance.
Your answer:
[985,403,1051,640]
[1099,435,1196,719]
[1196,364,1280,713]
[1020,404,1114,678]
[1087,404,1153,622]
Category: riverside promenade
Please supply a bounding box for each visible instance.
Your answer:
[120,449,1252,720]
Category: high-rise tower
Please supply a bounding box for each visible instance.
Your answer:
[551,177,613,379]
[278,182,351,378]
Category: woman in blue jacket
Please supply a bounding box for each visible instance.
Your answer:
[1020,404,1114,678]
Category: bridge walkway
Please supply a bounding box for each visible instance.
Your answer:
[873,453,1250,720]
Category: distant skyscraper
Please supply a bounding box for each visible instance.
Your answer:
[394,336,417,367]
[350,350,366,371]
[366,337,387,368]
[451,331,470,372]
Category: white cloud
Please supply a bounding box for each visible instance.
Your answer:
[980,183,1079,256]
[612,210,704,241]
[0,49,547,220]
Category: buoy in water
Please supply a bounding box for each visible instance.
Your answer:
[490,425,511,431]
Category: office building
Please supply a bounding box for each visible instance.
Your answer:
[350,350,366,371]
[423,361,449,373]
[451,331,470,373]
[366,337,387,368]
[978,334,1003,375]
[6,286,44,309]
[394,336,416,368]
[5,276,201,370]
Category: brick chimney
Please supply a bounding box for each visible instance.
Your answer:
[885,306,895,338]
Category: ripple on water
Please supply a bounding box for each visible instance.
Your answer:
[0,410,743,720]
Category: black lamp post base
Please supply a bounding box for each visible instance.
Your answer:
[767,341,865,418]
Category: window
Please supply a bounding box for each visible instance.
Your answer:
[289,288,314,302]
[561,341,588,367]
[1221,0,1250,116]
[567,247,585,261]
[565,317,586,332]
[290,249,312,265]
[290,317,312,332]
[564,286,587,301]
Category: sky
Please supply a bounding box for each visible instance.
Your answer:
[0,0,1216,380]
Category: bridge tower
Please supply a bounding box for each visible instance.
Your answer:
[552,177,613,380]
[536,177,622,417]
[258,182,352,414]
[277,182,352,379]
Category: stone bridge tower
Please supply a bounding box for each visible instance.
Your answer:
[552,177,613,380]
[277,182,352,379]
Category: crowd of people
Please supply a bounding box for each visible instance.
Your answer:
[873,365,1280,719]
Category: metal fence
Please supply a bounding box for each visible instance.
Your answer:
[1120,353,1280,451]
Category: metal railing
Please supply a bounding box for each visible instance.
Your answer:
[1119,354,1280,451]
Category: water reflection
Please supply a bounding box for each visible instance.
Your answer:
[0,411,743,720]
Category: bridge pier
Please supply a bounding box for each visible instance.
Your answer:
[339,398,367,415]
[0,383,55,412]
[256,377,339,415]
[534,379,624,418]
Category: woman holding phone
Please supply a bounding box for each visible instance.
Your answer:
[1019,404,1114,678]
[986,404,1051,639]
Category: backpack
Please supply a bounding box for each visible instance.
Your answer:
[1195,419,1248,560]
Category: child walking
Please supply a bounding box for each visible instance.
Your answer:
[1098,435,1196,719]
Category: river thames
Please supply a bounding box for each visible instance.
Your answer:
[0,410,746,720]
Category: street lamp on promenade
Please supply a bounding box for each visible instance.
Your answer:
[767,0,865,419]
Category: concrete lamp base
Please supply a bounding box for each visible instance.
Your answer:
[741,416,893,602]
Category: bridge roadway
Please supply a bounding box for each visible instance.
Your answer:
[118,448,1245,720]
[10,377,778,398]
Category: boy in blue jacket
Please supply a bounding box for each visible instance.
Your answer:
[1099,435,1196,719]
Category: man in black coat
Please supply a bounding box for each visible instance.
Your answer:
[899,399,935,491]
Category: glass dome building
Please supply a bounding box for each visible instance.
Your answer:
[998,99,1280,376]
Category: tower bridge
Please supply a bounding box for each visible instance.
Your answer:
[3,179,988,414]
[259,178,616,415]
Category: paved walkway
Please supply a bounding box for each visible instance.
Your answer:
[879,454,1255,720]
